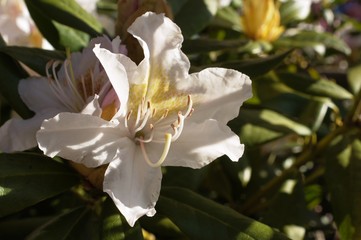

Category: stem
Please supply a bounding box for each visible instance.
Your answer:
[240,125,348,214]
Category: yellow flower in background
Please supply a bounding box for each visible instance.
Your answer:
[241,0,284,42]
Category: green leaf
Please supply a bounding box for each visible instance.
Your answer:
[25,0,103,37]
[277,72,353,100]
[324,130,361,240]
[213,50,292,78]
[158,187,290,240]
[0,46,65,75]
[0,52,33,119]
[239,124,284,146]
[139,214,184,239]
[263,177,310,240]
[54,21,90,51]
[27,207,99,240]
[173,0,218,38]
[101,197,144,240]
[275,31,351,55]
[182,38,247,54]
[235,109,311,136]
[25,0,98,50]
[213,6,242,31]
[0,153,79,217]
[347,64,361,95]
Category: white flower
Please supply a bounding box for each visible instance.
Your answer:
[37,12,252,227]
[0,36,125,152]
[0,0,51,48]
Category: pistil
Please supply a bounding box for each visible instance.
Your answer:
[126,95,194,167]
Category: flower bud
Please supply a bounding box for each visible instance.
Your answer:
[241,0,284,42]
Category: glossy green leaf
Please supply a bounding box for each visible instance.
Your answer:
[139,214,184,239]
[275,31,351,55]
[173,0,218,38]
[25,0,103,37]
[347,64,361,95]
[25,0,97,50]
[182,38,247,54]
[0,46,65,75]
[239,124,284,146]
[324,130,361,240]
[27,207,99,240]
[304,185,323,210]
[54,21,90,51]
[235,109,311,136]
[277,72,353,100]
[213,50,292,78]
[101,197,144,240]
[0,52,33,119]
[263,177,310,240]
[0,153,79,217]
[158,187,290,240]
[25,1,60,49]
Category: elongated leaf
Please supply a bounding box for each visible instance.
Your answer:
[25,0,96,50]
[214,6,242,31]
[27,207,98,240]
[173,0,218,38]
[277,72,353,100]
[158,187,290,240]
[347,64,361,95]
[239,124,284,146]
[324,130,361,240]
[212,50,292,78]
[275,31,351,55]
[101,197,143,240]
[0,47,65,75]
[0,52,33,119]
[25,0,103,37]
[263,177,310,240]
[0,153,79,217]
[24,1,60,49]
[182,38,247,54]
[231,109,311,136]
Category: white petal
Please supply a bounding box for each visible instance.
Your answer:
[177,67,252,124]
[37,113,132,168]
[19,77,70,113]
[128,12,190,82]
[93,45,131,116]
[104,149,161,227]
[81,95,102,117]
[0,110,60,152]
[156,119,244,168]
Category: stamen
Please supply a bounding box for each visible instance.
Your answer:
[134,107,152,133]
[184,95,193,117]
[63,59,85,107]
[139,133,172,167]
[172,114,185,141]
[125,110,132,132]
[134,105,142,128]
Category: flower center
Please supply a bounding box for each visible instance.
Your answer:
[45,54,111,113]
[125,95,194,167]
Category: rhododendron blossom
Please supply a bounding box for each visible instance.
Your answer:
[37,12,252,227]
[0,36,125,152]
